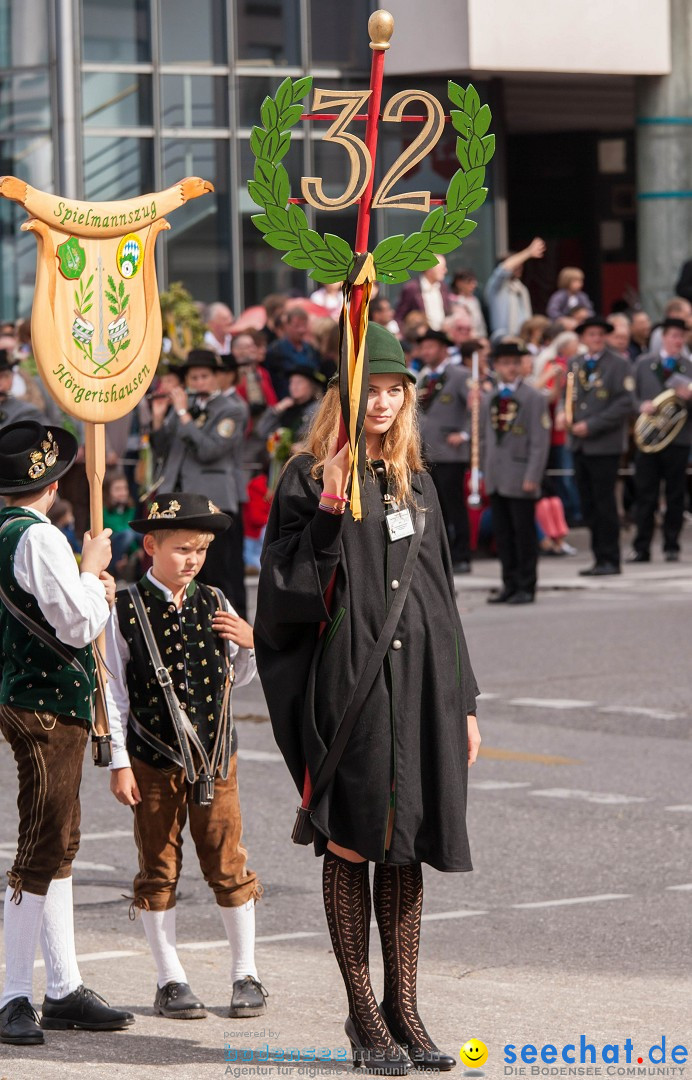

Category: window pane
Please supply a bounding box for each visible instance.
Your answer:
[0,71,51,134]
[83,135,154,200]
[310,0,371,69]
[235,0,300,67]
[160,0,226,64]
[82,0,151,63]
[83,72,153,128]
[0,135,53,319]
[242,213,305,307]
[162,139,231,305]
[0,0,49,67]
[161,75,228,129]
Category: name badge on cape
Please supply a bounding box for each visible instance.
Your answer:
[386,508,415,542]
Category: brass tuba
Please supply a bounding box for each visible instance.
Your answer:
[633,389,688,453]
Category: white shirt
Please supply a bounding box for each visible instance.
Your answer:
[420,276,446,331]
[13,508,109,648]
[203,329,232,355]
[105,569,257,770]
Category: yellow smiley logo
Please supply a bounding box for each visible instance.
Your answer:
[460,1038,489,1068]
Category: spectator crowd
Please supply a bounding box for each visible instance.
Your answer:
[2,237,692,609]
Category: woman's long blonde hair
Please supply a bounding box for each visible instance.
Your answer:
[297,378,424,506]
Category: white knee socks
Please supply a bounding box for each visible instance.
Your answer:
[39,876,82,1000]
[219,899,258,983]
[140,908,188,988]
[0,887,46,1008]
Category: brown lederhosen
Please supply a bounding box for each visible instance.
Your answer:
[0,705,87,900]
[130,750,262,913]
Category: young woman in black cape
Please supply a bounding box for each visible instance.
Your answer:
[255,323,481,1075]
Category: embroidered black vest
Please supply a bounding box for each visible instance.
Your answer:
[115,577,234,770]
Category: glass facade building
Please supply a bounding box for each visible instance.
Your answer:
[0,0,496,321]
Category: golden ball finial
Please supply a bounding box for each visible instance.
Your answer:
[368,9,394,50]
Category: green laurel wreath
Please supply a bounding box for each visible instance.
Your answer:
[249,77,495,285]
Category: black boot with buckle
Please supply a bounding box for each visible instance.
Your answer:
[322,849,409,1076]
[374,862,456,1071]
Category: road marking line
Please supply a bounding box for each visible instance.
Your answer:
[531,788,649,805]
[73,861,116,872]
[507,697,596,710]
[237,749,283,762]
[470,780,532,791]
[76,830,133,842]
[179,932,323,952]
[477,692,499,700]
[479,747,582,765]
[421,910,488,921]
[599,705,680,721]
[512,893,631,909]
[33,950,143,969]
[665,805,692,812]
[666,883,692,891]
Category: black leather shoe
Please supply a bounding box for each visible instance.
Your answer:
[345,1015,410,1075]
[506,591,534,604]
[664,551,680,562]
[380,1003,455,1072]
[626,552,650,563]
[41,985,134,1030]
[0,996,44,1045]
[452,561,472,574]
[486,590,514,604]
[579,564,621,576]
[154,981,206,1019]
[229,976,268,1019]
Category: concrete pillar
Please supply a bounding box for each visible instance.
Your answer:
[635,0,692,318]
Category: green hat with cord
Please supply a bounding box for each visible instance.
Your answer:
[366,322,416,383]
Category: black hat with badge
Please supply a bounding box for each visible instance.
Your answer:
[492,340,529,360]
[179,349,222,376]
[0,349,17,375]
[130,492,232,534]
[0,419,78,496]
[575,316,614,335]
[419,328,453,348]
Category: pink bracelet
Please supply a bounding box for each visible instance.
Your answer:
[321,491,349,503]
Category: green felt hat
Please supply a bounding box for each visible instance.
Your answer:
[366,322,416,383]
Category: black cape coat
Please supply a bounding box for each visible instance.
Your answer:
[254,454,479,871]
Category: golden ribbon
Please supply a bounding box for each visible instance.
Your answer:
[338,253,376,521]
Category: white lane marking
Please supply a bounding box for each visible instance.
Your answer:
[421,910,488,921]
[599,705,680,721]
[469,780,532,791]
[477,692,499,700]
[507,697,596,710]
[512,893,631,909]
[78,830,134,842]
[33,950,142,968]
[178,932,322,951]
[531,788,649,805]
[666,805,692,812]
[237,749,283,762]
[666,883,692,891]
[73,861,116,872]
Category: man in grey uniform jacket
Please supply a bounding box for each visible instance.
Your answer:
[150,349,249,617]
[630,317,692,563]
[417,329,473,571]
[482,342,551,604]
[569,317,635,576]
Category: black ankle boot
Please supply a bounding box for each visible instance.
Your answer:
[374,863,456,1072]
[322,850,409,1076]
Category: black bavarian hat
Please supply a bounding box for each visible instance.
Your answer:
[0,420,78,496]
[219,352,238,372]
[130,492,231,534]
[0,349,17,374]
[492,340,529,359]
[575,315,614,334]
[179,349,222,375]
[661,317,688,332]
[419,328,453,348]
[285,362,326,385]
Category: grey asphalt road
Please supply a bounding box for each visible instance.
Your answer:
[1,529,690,1080]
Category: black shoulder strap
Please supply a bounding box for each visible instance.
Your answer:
[207,585,236,781]
[305,507,426,814]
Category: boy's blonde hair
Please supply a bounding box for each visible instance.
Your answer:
[147,529,215,545]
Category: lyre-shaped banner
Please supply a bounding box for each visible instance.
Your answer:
[0,175,214,422]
